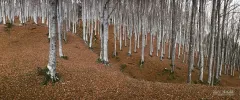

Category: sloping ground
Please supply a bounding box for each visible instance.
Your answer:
[92,25,240,87]
[0,23,240,99]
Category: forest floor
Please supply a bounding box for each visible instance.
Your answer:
[0,21,240,99]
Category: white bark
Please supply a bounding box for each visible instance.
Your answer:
[150,33,153,56]
[124,26,127,47]
[208,0,216,85]
[134,28,137,53]
[198,0,205,82]
[47,0,58,81]
[57,0,64,57]
[101,3,109,63]
[114,18,117,56]
[141,30,145,63]
[119,25,122,50]
[178,28,181,59]
[2,1,6,24]
[188,0,197,83]
[128,33,132,55]
[89,20,94,48]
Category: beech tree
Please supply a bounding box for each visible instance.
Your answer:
[101,0,110,64]
[207,0,216,85]
[47,0,58,81]
[220,0,230,77]
[198,0,206,82]
[171,0,177,73]
[187,0,197,83]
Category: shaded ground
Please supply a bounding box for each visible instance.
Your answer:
[0,22,240,99]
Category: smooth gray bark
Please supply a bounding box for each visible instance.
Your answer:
[198,0,205,82]
[57,0,64,57]
[187,0,197,84]
[171,0,177,72]
[208,0,216,85]
[47,0,58,81]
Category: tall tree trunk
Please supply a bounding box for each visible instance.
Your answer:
[160,0,165,61]
[141,26,145,64]
[114,18,117,56]
[187,0,197,84]
[150,33,153,57]
[89,20,94,49]
[134,27,137,53]
[101,1,109,64]
[47,0,58,81]
[124,26,127,47]
[119,25,122,51]
[208,0,216,85]
[182,0,190,63]
[57,0,64,57]
[198,0,205,82]
[128,24,132,56]
[219,0,229,77]
[215,0,221,80]
[171,0,177,72]
[168,34,171,59]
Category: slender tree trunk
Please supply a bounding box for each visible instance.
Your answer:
[57,0,64,57]
[114,19,117,56]
[150,33,153,57]
[219,0,229,77]
[208,0,216,85]
[124,26,127,47]
[82,0,86,42]
[128,33,132,56]
[141,20,145,64]
[137,21,140,49]
[63,20,67,42]
[187,0,197,84]
[119,25,122,51]
[178,28,181,59]
[134,28,137,53]
[198,0,205,82]
[160,1,165,61]
[90,20,94,48]
[182,0,189,63]
[100,22,103,60]
[215,0,221,80]
[2,0,6,24]
[171,0,177,72]
[168,34,171,59]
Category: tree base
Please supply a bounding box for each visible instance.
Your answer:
[84,41,88,45]
[160,57,164,61]
[37,67,60,85]
[127,53,132,56]
[149,54,153,57]
[96,58,102,63]
[112,52,118,58]
[63,39,68,44]
[102,60,109,65]
[60,56,68,60]
[49,74,60,84]
[89,47,94,51]
[139,60,144,67]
